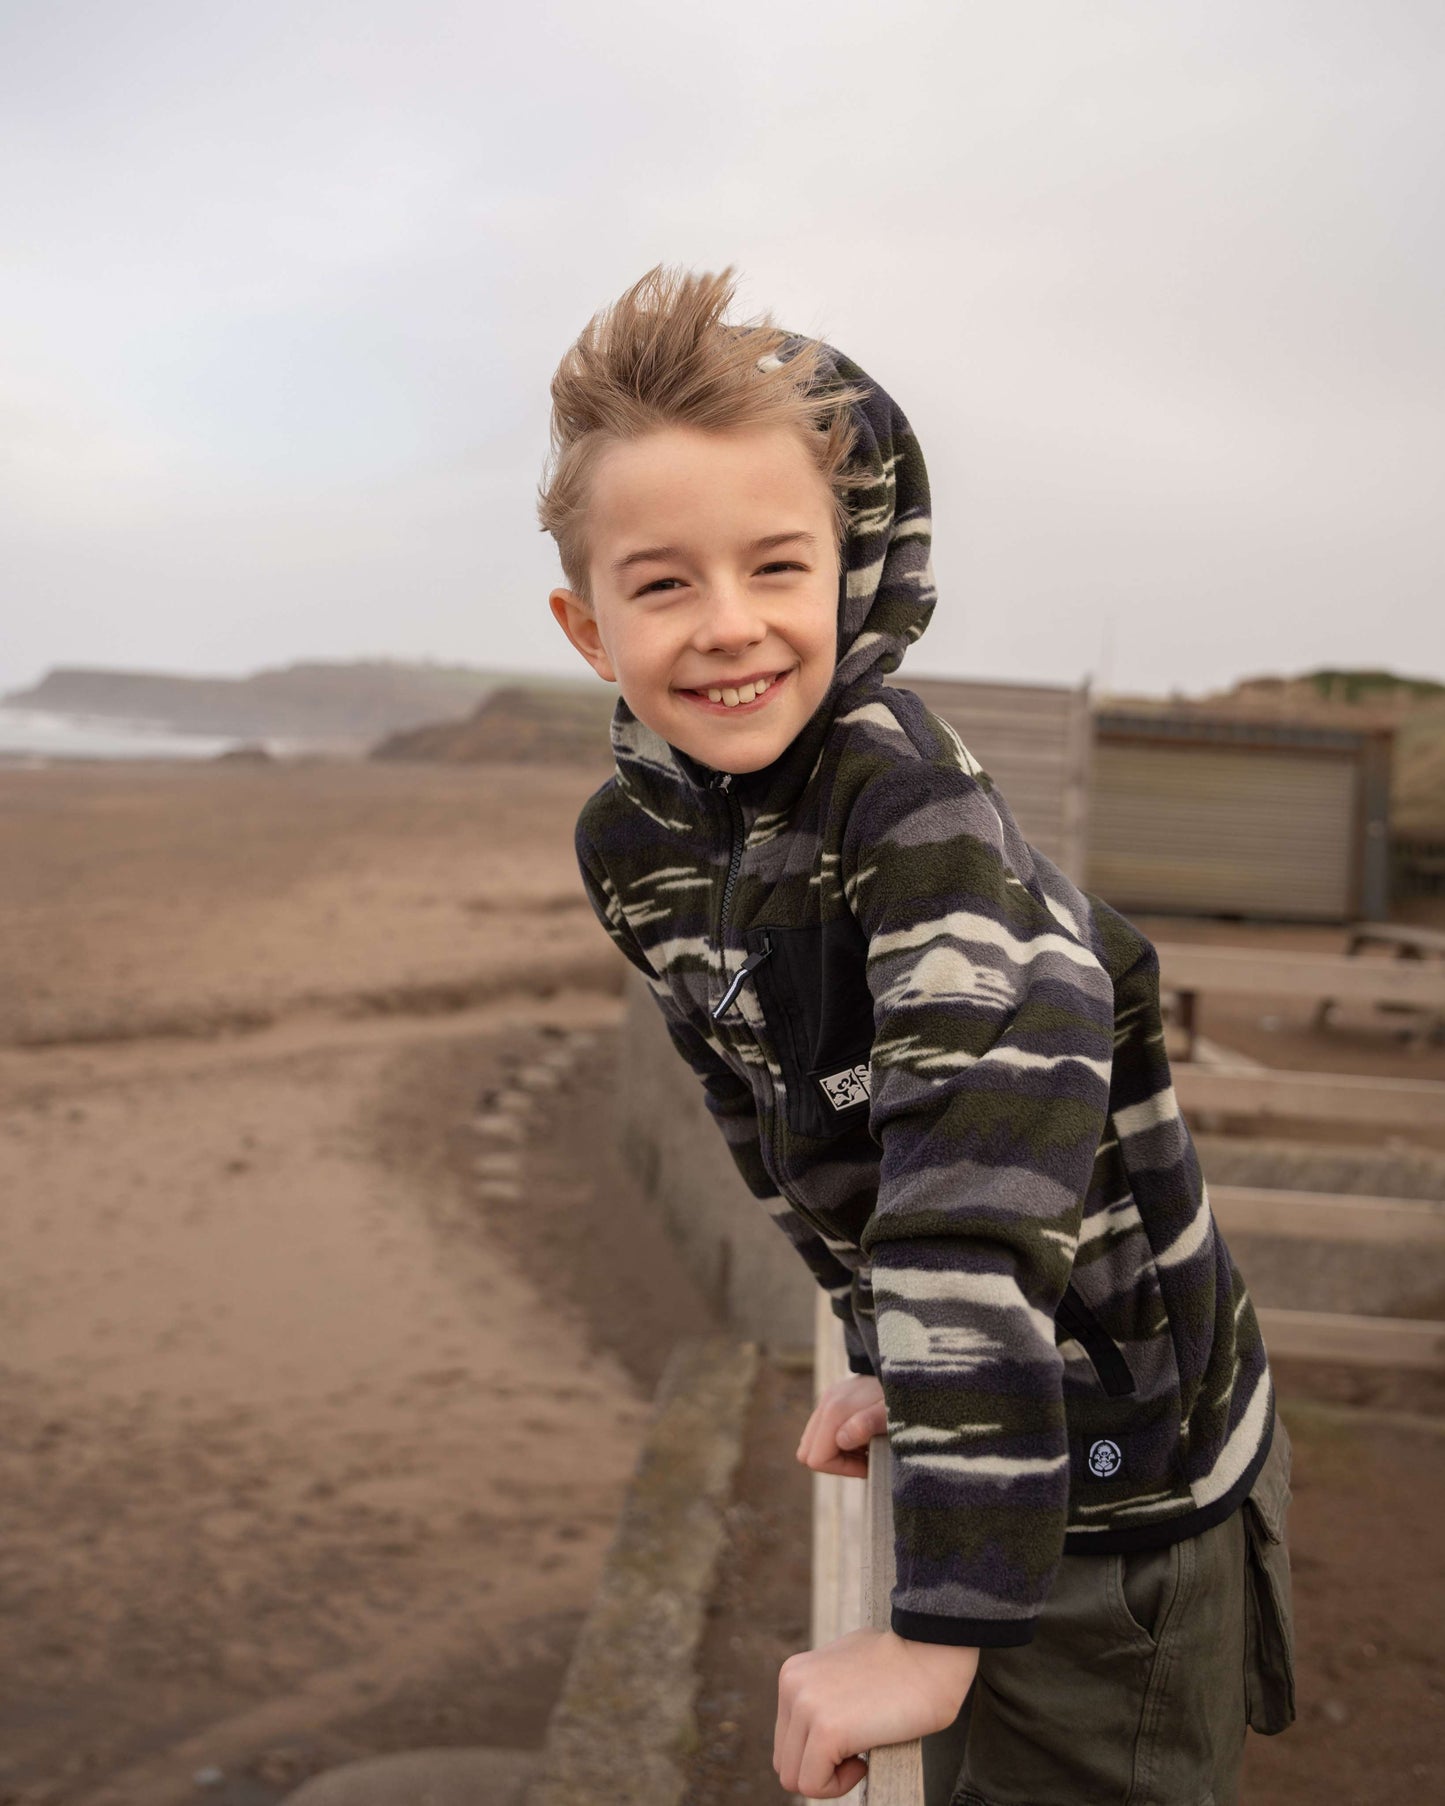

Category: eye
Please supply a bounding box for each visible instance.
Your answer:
[636,577,685,596]
[758,561,807,576]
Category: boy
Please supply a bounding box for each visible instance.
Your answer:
[541,265,1296,1804]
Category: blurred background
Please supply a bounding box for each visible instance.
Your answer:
[1,4,1441,1804]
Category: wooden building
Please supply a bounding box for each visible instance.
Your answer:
[882,675,1393,923]
[1085,706,1393,922]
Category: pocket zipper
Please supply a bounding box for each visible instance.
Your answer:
[711,933,774,1021]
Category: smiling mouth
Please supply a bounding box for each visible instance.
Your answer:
[678,667,794,711]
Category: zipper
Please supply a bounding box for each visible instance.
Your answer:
[704,767,838,1246]
[711,933,774,1021]
[709,768,746,942]
[706,768,751,1016]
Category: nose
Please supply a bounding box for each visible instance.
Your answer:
[691,576,767,657]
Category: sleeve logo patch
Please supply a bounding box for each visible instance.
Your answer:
[818,1064,871,1111]
[1088,1438,1123,1479]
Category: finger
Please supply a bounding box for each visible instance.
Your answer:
[777,1695,813,1796]
[838,1404,887,1447]
[797,1399,847,1467]
[798,1722,863,1800]
[795,1404,825,1464]
[798,1415,836,1469]
[834,1412,863,1448]
[813,1450,868,1479]
[832,1754,869,1795]
[772,1670,792,1777]
[797,1431,868,1478]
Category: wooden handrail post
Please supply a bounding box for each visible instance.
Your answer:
[811,1291,926,1804]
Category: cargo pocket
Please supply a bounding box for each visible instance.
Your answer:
[1242,1413,1297,1734]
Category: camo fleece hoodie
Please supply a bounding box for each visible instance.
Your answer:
[571,341,1276,1649]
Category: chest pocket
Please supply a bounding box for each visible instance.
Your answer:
[744,916,877,1141]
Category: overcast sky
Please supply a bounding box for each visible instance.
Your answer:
[2,0,1441,700]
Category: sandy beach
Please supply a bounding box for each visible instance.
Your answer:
[0,757,718,1806]
[5,753,1443,1806]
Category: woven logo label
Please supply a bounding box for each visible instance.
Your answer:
[818,1064,871,1111]
[1088,1438,1123,1479]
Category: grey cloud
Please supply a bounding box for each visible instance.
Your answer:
[1,0,1440,695]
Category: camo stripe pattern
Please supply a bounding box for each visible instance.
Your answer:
[570,342,1274,1646]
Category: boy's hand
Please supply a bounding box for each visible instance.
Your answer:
[774,1628,978,1798]
[795,1375,886,1479]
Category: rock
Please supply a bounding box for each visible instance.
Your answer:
[513,1065,559,1093]
[472,1151,522,1177]
[474,1179,522,1202]
[471,1114,525,1143]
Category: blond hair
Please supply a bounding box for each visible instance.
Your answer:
[537,264,868,599]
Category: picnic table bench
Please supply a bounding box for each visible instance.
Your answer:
[1312,920,1445,1046]
[1156,940,1445,1060]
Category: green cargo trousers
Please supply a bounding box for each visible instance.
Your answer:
[924,1412,1297,1806]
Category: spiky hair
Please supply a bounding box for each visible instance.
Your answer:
[537,263,868,598]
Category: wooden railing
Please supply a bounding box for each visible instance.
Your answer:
[810,1291,926,1806]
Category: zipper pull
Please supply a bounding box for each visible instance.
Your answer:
[710,933,773,1021]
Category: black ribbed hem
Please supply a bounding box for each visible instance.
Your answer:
[892,1607,1037,1649]
[1061,1396,1276,1556]
[847,1354,876,1376]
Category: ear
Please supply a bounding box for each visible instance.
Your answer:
[549,588,617,684]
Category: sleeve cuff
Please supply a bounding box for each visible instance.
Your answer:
[846,1352,877,1376]
[892,1607,1038,1649]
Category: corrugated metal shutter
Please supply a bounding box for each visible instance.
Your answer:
[1085,742,1358,919]
[885,676,1090,880]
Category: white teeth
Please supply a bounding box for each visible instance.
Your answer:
[696,674,777,706]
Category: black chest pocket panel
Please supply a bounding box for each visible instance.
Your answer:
[745,916,877,1141]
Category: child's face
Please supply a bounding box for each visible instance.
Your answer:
[548,423,841,774]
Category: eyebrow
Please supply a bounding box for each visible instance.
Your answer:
[611,530,818,578]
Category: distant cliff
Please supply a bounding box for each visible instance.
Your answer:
[4,661,506,744]
[372,682,616,768]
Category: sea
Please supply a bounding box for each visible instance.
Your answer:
[0,706,275,763]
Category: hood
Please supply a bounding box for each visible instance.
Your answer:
[607,338,937,830]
